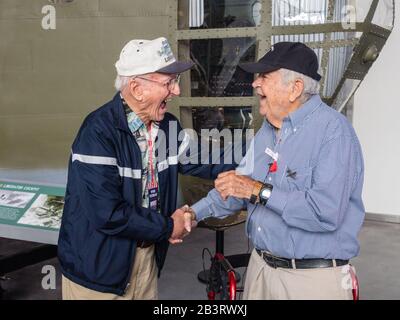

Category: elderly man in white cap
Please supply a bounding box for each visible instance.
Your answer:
[58,37,236,300]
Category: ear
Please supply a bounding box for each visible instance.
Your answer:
[289,79,304,102]
[128,79,144,102]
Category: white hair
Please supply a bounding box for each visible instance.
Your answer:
[279,68,320,103]
[114,75,133,91]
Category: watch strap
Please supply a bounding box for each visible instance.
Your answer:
[250,181,264,204]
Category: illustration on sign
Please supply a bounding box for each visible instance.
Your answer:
[0,181,65,232]
[0,190,36,208]
[17,194,64,229]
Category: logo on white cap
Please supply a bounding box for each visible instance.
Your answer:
[158,39,174,63]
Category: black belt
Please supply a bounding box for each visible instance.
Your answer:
[136,240,154,248]
[256,249,348,269]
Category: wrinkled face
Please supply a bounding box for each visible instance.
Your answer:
[134,73,180,122]
[252,70,291,125]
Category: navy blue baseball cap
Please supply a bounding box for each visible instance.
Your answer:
[239,42,322,81]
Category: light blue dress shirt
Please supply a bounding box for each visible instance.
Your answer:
[192,95,365,260]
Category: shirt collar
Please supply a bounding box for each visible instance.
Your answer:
[120,93,144,133]
[288,94,322,128]
[125,107,145,133]
[121,95,160,134]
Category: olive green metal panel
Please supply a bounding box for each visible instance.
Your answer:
[98,0,170,16]
[0,0,170,171]
[0,115,83,168]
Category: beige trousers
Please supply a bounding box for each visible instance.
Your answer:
[62,245,158,300]
[243,249,354,300]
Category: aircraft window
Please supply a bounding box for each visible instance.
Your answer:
[273,0,328,25]
[179,0,260,29]
[180,106,253,153]
[371,0,395,30]
[323,46,354,98]
[331,79,361,112]
[272,33,325,43]
[181,106,252,131]
[179,38,256,97]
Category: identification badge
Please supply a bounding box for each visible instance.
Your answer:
[265,147,279,161]
[148,187,158,211]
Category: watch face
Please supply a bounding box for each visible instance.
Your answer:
[261,188,271,199]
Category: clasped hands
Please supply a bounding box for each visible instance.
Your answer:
[169,205,197,244]
[169,170,255,244]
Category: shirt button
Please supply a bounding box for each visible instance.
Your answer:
[293,128,297,132]
[268,177,272,181]
[257,227,261,232]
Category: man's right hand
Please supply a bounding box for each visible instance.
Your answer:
[169,206,196,244]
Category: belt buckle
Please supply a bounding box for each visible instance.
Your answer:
[263,252,278,269]
[266,252,292,269]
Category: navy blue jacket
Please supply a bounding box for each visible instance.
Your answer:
[58,93,236,295]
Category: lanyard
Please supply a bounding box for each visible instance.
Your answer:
[147,124,157,189]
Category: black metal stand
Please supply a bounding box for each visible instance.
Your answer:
[197,230,242,284]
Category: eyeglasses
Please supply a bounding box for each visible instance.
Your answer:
[134,74,181,91]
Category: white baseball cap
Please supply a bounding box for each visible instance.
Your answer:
[115,37,194,76]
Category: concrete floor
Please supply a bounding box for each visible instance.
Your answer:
[0,220,399,300]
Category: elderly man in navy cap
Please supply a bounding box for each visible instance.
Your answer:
[58,37,235,300]
[187,42,365,300]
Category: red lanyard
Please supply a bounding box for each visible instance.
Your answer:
[147,124,157,188]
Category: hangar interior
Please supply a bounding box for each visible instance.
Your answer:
[0,0,399,300]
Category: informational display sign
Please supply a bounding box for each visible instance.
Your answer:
[0,180,65,245]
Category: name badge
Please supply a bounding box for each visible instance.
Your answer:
[265,147,279,161]
[148,187,158,211]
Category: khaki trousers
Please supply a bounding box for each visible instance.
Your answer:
[243,249,354,300]
[62,245,158,300]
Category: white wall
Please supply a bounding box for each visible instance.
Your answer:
[353,8,400,216]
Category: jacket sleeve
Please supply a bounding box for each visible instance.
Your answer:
[266,134,364,232]
[70,120,173,242]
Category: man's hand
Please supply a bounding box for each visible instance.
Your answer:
[215,170,256,200]
[181,205,197,232]
[169,206,197,244]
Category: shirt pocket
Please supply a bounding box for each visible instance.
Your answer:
[283,165,313,191]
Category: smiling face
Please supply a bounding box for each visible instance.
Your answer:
[252,69,295,128]
[124,72,180,125]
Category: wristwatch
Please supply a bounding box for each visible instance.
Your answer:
[259,183,273,205]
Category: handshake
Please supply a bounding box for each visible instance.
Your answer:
[169,205,197,244]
